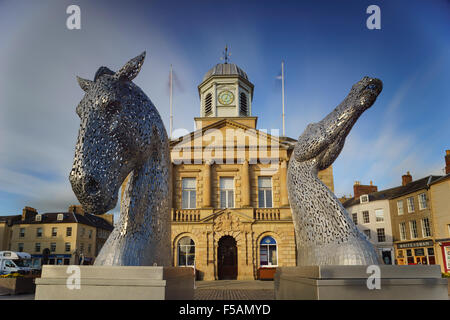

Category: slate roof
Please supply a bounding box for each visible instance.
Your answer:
[342,175,443,208]
[12,212,113,231]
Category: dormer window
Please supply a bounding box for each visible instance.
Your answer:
[360,195,369,203]
[35,214,42,222]
[57,213,64,221]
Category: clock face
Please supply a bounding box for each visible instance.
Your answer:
[218,90,234,105]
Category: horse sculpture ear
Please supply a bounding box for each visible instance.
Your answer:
[77,76,94,92]
[115,51,146,81]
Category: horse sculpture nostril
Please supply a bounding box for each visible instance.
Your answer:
[85,177,100,195]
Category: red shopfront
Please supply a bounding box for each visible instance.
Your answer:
[440,241,450,272]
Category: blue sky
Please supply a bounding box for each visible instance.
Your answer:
[0,0,449,216]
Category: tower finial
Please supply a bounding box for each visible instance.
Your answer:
[221,45,231,64]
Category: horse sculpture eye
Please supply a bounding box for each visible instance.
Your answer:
[106,101,121,115]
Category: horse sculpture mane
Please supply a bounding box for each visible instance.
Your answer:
[287,76,383,265]
[69,52,171,266]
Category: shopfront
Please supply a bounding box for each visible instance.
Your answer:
[440,241,450,272]
[395,240,435,265]
[31,254,72,267]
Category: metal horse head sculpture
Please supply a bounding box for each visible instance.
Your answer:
[69,52,171,266]
[288,76,383,265]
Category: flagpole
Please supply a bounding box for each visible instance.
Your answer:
[169,64,173,139]
[281,60,285,137]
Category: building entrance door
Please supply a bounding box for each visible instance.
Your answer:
[218,236,237,280]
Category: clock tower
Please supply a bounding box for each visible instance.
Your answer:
[196,61,255,128]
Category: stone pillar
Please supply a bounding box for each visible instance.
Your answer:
[203,161,212,208]
[241,160,251,207]
[280,159,289,207]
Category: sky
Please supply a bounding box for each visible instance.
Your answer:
[0,0,449,217]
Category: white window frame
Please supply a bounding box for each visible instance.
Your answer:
[418,193,427,210]
[258,176,273,208]
[377,228,386,243]
[177,237,195,267]
[181,177,197,209]
[410,220,418,239]
[375,209,384,222]
[397,200,404,215]
[259,236,278,267]
[399,222,407,241]
[421,218,431,237]
[360,195,369,203]
[407,197,415,213]
[220,177,235,208]
[362,211,370,224]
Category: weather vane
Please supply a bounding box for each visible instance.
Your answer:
[221,45,231,64]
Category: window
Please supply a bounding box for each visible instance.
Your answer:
[220,177,234,208]
[181,178,196,209]
[377,228,386,242]
[362,211,370,224]
[35,214,42,222]
[375,209,384,222]
[57,213,64,221]
[239,92,248,116]
[407,197,415,213]
[50,243,56,252]
[260,236,277,266]
[363,229,371,240]
[204,93,212,116]
[18,243,24,252]
[399,222,407,241]
[177,237,195,266]
[397,200,404,215]
[19,228,25,238]
[65,242,71,252]
[52,227,57,237]
[35,243,41,252]
[88,244,92,253]
[418,193,427,210]
[258,177,273,208]
[80,243,84,253]
[88,230,92,239]
[36,228,42,237]
[66,227,72,237]
[352,213,358,225]
[360,195,369,203]
[410,220,418,239]
[421,218,431,237]
[81,227,85,237]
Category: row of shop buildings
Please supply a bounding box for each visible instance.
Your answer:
[342,151,450,273]
[0,205,114,267]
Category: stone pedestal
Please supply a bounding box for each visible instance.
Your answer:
[35,265,194,300]
[275,265,448,300]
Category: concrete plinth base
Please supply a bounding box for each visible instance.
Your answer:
[35,265,194,300]
[274,265,448,300]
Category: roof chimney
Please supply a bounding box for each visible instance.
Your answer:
[445,150,450,175]
[402,171,412,186]
[22,206,37,221]
[68,205,85,215]
[353,181,378,198]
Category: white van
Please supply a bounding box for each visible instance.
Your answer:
[0,251,32,275]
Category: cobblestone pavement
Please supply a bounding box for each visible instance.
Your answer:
[194,280,275,300]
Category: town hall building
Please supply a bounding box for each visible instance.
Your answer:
[167,61,334,280]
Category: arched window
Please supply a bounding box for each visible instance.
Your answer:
[239,92,248,116]
[178,236,195,266]
[259,236,277,267]
[204,93,212,116]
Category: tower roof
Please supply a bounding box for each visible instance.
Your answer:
[203,63,248,82]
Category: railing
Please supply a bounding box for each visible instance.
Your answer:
[172,209,201,222]
[253,208,281,220]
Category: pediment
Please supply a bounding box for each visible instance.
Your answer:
[200,209,254,224]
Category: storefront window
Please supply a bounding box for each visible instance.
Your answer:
[260,236,277,267]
